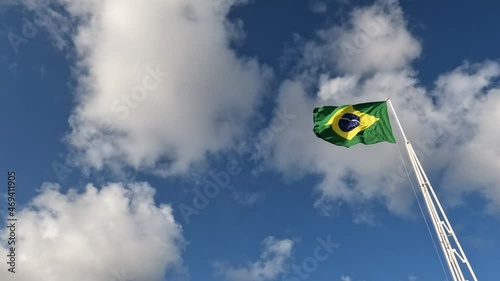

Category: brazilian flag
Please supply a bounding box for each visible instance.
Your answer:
[313,101,396,147]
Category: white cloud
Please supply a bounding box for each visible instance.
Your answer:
[22,0,270,176]
[262,0,500,220]
[20,0,75,50]
[304,0,421,75]
[340,275,352,281]
[265,74,427,221]
[214,236,294,281]
[431,61,500,212]
[0,182,185,281]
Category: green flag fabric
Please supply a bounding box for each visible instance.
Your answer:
[313,101,396,147]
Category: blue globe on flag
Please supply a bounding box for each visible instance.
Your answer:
[338,113,360,132]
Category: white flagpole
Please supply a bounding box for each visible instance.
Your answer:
[386,98,478,281]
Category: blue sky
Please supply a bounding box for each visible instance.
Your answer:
[1,0,500,281]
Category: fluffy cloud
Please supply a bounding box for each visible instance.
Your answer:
[213,236,294,281]
[340,275,352,281]
[22,0,270,176]
[262,0,500,220]
[0,182,185,281]
[431,62,500,212]
[303,0,421,75]
[265,74,426,221]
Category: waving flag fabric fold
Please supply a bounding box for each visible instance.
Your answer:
[313,101,396,147]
